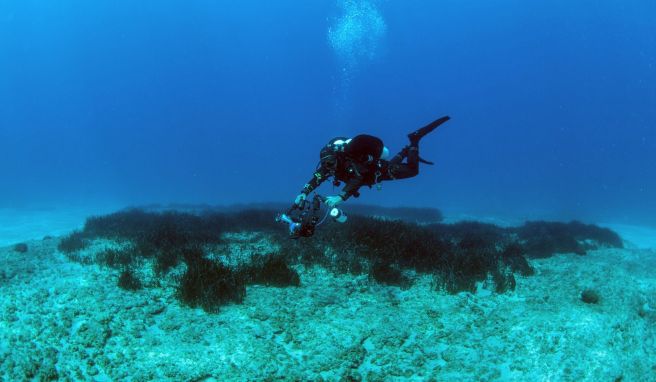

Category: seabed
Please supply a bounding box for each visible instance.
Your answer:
[0,208,655,381]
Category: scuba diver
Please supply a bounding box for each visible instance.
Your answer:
[294,116,451,208]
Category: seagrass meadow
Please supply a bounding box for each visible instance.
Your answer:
[1,208,654,380]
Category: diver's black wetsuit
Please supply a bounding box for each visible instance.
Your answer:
[301,135,420,201]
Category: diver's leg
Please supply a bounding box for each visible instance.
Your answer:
[405,146,419,173]
[381,146,419,180]
[382,163,418,180]
[389,147,409,165]
[392,115,445,165]
[386,116,447,178]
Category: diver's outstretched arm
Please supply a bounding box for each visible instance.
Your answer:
[295,167,331,205]
[301,167,330,195]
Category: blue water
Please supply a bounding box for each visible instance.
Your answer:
[1,0,655,225]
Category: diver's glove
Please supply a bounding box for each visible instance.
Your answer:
[325,195,344,208]
[294,193,307,206]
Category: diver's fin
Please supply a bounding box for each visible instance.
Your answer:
[408,115,451,145]
[419,156,434,165]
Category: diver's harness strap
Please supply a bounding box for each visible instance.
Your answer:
[374,160,383,190]
[345,156,385,192]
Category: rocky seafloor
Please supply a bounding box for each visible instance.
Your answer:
[1,231,655,381]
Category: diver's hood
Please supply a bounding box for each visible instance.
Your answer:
[325,137,351,152]
[320,137,351,164]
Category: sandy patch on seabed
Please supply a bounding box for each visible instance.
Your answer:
[1,239,655,381]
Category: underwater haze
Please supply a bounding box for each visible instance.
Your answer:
[1,0,656,225]
[3,2,656,381]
